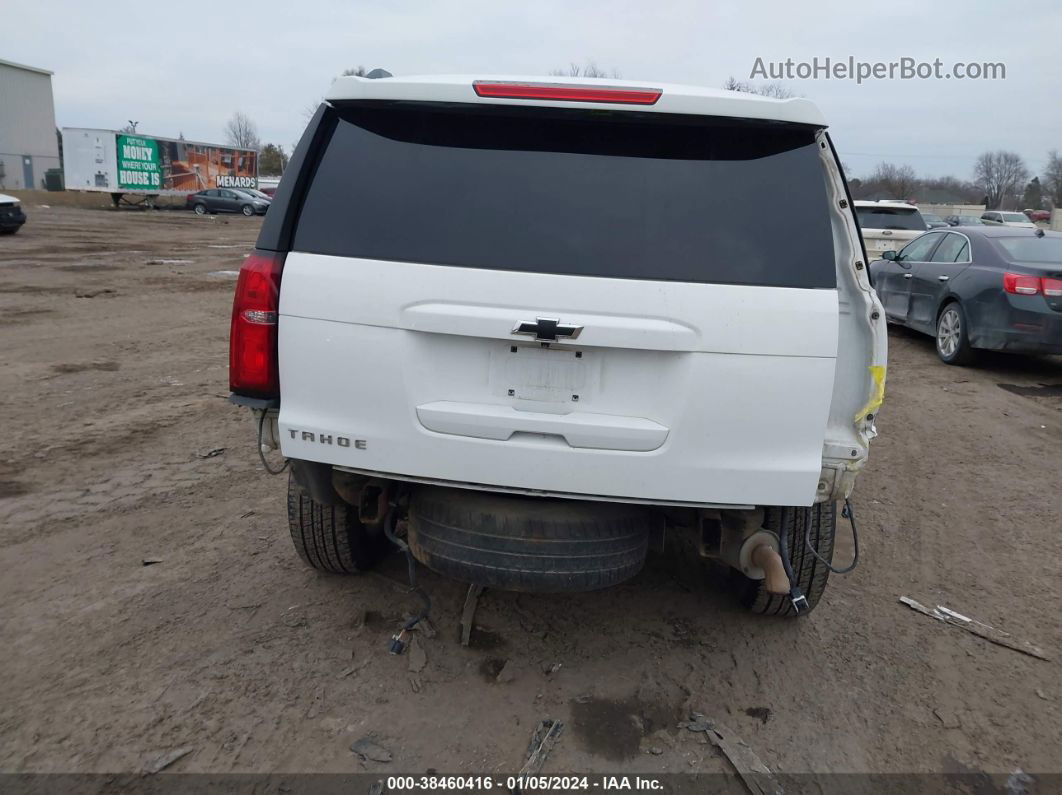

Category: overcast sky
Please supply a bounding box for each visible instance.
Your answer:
[8,0,1059,180]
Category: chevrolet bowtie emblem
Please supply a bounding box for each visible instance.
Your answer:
[511,316,583,342]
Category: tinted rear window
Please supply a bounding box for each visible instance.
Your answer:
[856,206,927,231]
[995,236,1062,264]
[292,104,836,288]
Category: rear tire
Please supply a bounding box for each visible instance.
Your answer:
[407,487,651,593]
[936,302,975,365]
[286,472,389,574]
[193,203,207,215]
[735,503,836,617]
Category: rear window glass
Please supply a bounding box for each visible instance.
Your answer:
[291,104,836,288]
[995,236,1062,264]
[856,206,927,231]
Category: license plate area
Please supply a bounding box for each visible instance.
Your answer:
[488,344,599,404]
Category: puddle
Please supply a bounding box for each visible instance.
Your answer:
[998,382,1062,398]
[569,696,679,761]
[146,259,193,265]
[54,264,122,272]
[207,270,239,279]
[0,480,31,499]
[51,361,120,375]
[0,308,54,325]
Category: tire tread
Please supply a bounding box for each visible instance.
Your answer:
[740,503,836,617]
[408,488,650,593]
[286,472,387,574]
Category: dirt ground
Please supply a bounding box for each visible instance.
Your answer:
[1,206,1060,781]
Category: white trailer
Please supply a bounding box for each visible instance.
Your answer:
[63,127,258,205]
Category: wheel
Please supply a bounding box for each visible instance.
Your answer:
[193,203,207,215]
[286,472,389,573]
[407,487,651,593]
[0,227,17,235]
[735,503,836,617]
[936,302,975,365]
[241,204,254,217]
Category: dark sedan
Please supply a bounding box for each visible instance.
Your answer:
[234,188,273,202]
[945,215,985,226]
[922,212,948,229]
[870,226,1062,364]
[186,188,269,217]
[0,193,26,234]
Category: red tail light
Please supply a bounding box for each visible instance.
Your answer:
[229,250,285,397]
[473,81,662,105]
[1043,277,1062,297]
[1003,272,1041,295]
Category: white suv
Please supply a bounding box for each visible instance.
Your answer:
[229,75,886,617]
[855,200,928,261]
[980,211,1037,229]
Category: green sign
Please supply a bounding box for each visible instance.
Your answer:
[116,134,161,190]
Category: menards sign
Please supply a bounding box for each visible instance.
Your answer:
[217,175,257,188]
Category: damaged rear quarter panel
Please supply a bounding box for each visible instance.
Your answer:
[817,133,888,501]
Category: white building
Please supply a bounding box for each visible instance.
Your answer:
[0,58,60,190]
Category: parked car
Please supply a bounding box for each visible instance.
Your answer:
[922,212,948,229]
[234,188,273,202]
[1025,209,1051,223]
[854,200,927,260]
[186,188,269,216]
[0,192,26,234]
[228,74,887,618]
[981,210,1037,228]
[258,178,281,197]
[869,226,1062,363]
[946,215,985,226]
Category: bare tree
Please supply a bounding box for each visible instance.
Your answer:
[974,150,1029,209]
[549,61,620,79]
[1043,150,1062,207]
[225,111,261,151]
[723,76,794,99]
[342,66,369,77]
[921,175,983,204]
[870,162,920,200]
